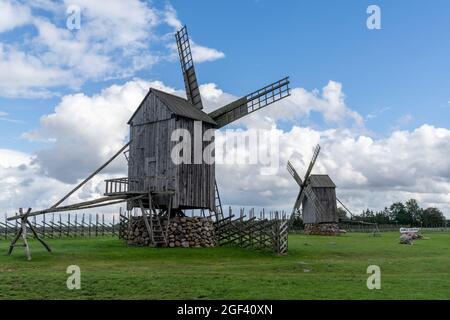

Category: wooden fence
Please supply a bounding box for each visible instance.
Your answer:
[214,208,289,254]
[0,212,119,239]
[339,223,449,233]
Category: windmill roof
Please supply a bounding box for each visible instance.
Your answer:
[128,88,217,125]
[308,174,336,188]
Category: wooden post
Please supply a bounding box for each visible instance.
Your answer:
[43,214,46,238]
[67,214,71,237]
[95,214,98,237]
[7,208,51,260]
[112,215,115,236]
[81,213,85,236]
[139,198,154,245]
[59,214,62,237]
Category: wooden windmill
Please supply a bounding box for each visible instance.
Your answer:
[7,25,291,257]
[287,144,338,225]
[116,25,291,216]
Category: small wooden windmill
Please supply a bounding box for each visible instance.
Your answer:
[287,145,338,227]
[8,25,291,257]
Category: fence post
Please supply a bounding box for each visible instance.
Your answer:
[102,214,105,236]
[43,214,46,238]
[112,215,115,236]
[4,213,7,240]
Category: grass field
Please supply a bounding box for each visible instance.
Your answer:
[1,232,449,300]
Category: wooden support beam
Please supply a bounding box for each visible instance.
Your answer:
[139,198,154,245]
[8,194,144,221]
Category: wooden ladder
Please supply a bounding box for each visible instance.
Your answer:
[213,180,224,222]
[138,196,168,247]
[150,215,167,246]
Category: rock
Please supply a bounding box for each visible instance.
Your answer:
[304,223,340,236]
[125,216,216,248]
[399,234,413,245]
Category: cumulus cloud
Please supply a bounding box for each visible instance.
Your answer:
[0,148,116,212]
[0,0,31,32]
[200,80,364,130]
[0,1,223,97]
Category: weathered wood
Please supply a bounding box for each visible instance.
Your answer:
[26,220,51,252]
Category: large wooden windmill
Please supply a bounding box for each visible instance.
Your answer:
[118,25,290,215]
[7,25,291,255]
[287,145,338,227]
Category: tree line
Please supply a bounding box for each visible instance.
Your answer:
[338,199,448,227]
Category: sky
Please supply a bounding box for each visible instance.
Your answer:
[0,0,449,218]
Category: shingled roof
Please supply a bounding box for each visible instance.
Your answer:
[128,88,217,125]
[308,174,336,188]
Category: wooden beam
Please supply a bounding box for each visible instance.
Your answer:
[7,194,143,221]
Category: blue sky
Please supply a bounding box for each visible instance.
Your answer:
[0,0,449,216]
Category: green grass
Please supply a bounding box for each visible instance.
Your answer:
[1,232,449,299]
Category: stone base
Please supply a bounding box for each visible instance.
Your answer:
[126,216,216,248]
[304,223,340,236]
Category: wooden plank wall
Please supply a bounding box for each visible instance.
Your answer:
[303,187,338,223]
[128,91,215,210]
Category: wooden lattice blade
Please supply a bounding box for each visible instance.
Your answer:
[175,26,203,110]
[208,77,290,128]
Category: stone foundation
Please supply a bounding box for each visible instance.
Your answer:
[304,223,340,236]
[126,216,216,248]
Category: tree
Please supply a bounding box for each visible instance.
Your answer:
[374,207,391,224]
[421,207,446,227]
[337,207,349,221]
[405,199,423,226]
[291,215,304,230]
[389,202,412,225]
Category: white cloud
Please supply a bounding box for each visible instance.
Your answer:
[200,80,364,130]
[190,41,225,63]
[0,0,31,32]
[0,1,223,97]
[0,43,76,97]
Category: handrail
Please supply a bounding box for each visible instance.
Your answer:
[105,176,176,195]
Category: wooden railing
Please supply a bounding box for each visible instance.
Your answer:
[104,177,175,195]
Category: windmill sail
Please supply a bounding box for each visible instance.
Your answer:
[303,144,321,183]
[208,77,290,128]
[287,160,303,186]
[288,144,321,219]
[175,26,203,110]
[303,184,327,220]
